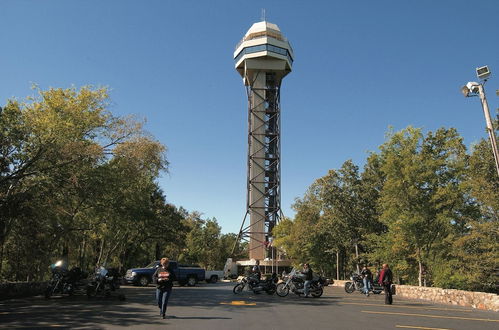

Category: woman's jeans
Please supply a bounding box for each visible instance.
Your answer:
[304,280,312,296]
[363,278,372,294]
[156,288,172,315]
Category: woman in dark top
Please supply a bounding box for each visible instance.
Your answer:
[378,263,393,304]
[152,257,175,319]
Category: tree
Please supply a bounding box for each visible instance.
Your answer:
[0,86,178,280]
[377,126,468,286]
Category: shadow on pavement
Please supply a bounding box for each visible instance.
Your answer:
[0,290,165,329]
[0,283,341,328]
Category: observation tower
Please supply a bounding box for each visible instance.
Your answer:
[233,21,293,268]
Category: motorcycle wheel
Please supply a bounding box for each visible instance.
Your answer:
[233,283,245,294]
[276,283,290,297]
[266,286,276,295]
[311,286,323,298]
[344,282,355,293]
[86,284,98,298]
[44,285,54,299]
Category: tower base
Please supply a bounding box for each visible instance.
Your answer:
[224,257,293,278]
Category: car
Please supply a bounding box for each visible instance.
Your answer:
[125,261,205,287]
[205,270,224,283]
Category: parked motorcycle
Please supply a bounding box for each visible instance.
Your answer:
[344,272,382,294]
[233,273,278,295]
[276,268,326,298]
[86,266,125,300]
[45,260,88,298]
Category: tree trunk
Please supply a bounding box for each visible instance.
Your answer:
[96,238,105,267]
[355,243,360,273]
[155,242,161,260]
[0,239,4,275]
[79,237,86,268]
[418,252,423,287]
[336,251,340,281]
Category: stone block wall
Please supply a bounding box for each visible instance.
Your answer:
[396,285,499,312]
[330,279,499,312]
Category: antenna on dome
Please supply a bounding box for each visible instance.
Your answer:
[261,8,266,21]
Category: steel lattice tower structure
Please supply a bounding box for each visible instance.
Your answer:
[234,21,293,261]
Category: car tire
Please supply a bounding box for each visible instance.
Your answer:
[209,275,218,283]
[187,276,197,287]
[138,276,149,287]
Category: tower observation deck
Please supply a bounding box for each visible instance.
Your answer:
[234,21,293,262]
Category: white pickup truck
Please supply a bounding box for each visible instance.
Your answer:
[205,270,224,283]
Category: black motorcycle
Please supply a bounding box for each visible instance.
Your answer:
[233,273,278,295]
[344,272,382,294]
[86,266,125,300]
[45,261,87,298]
[276,268,326,298]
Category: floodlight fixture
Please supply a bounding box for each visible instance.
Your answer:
[461,82,480,97]
[476,65,490,80]
[461,67,499,177]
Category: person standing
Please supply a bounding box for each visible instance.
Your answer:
[252,260,262,280]
[361,265,373,296]
[378,263,393,304]
[302,263,313,298]
[153,257,175,319]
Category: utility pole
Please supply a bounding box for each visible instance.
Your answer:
[461,66,499,177]
[477,84,499,177]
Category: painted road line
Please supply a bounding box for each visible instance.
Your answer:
[340,302,473,312]
[220,300,256,306]
[395,325,451,330]
[339,296,431,305]
[362,310,499,322]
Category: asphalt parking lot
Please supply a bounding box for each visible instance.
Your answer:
[0,282,497,329]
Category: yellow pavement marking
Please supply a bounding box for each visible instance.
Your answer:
[220,300,256,306]
[340,302,473,312]
[395,325,451,330]
[362,310,499,323]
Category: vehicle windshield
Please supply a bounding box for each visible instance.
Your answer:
[145,261,159,268]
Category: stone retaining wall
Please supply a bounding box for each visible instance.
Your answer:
[396,285,499,312]
[0,281,48,300]
[331,280,349,287]
[329,279,498,312]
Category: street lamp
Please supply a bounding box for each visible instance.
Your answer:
[461,65,499,177]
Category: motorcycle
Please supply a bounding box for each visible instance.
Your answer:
[86,266,125,300]
[233,273,278,295]
[45,260,88,298]
[344,272,382,294]
[276,268,326,298]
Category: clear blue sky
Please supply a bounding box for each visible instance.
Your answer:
[1,1,498,234]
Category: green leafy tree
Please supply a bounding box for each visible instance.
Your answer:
[377,126,468,286]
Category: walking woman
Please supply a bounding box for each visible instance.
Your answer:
[153,257,175,319]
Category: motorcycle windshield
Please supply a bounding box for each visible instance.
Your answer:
[98,267,108,277]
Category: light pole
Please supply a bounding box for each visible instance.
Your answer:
[461,66,499,177]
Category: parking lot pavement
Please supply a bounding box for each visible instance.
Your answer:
[0,283,497,329]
